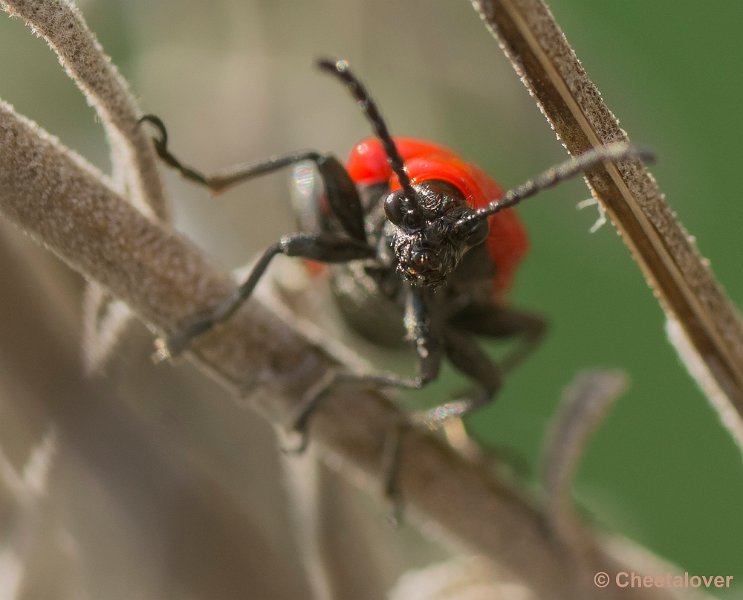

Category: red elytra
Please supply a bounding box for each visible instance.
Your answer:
[347,137,528,296]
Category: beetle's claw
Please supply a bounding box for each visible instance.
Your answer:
[385,501,404,529]
[151,328,194,363]
[151,338,173,363]
[138,114,169,146]
[279,425,310,455]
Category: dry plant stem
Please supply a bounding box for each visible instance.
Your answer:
[0,101,683,600]
[0,0,167,220]
[542,370,628,558]
[471,0,743,444]
[1,0,171,370]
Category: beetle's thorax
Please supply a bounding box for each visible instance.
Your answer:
[385,181,489,288]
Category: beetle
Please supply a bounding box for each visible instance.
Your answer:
[140,58,652,445]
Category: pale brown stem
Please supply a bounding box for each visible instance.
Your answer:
[1,0,168,219]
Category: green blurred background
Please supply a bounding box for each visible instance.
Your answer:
[1,0,741,596]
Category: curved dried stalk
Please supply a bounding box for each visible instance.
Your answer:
[1,0,172,370]
[542,370,628,559]
[0,99,690,599]
[1,0,167,219]
[470,0,743,450]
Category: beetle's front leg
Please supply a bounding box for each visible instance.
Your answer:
[282,287,450,519]
[416,327,503,429]
[286,286,444,449]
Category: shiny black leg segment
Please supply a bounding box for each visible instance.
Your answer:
[448,304,547,374]
[417,327,503,429]
[138,114,210,186]
[285,364,441,454]
[164,233,375,356]
[315,156,367,243]
[412,304,546,428]
[383,307,545,516]
[140,114,321,190]
[139,115,367,243]
[285,285,443,450]
[375,327,502,523]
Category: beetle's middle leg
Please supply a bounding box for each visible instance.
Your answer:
[410,304,546,429]
[140,115,374,356]
[161,234,375,357]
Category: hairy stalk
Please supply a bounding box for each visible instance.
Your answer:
[542,370,628,559]
[1,0,167,218]
[1,0,171,370]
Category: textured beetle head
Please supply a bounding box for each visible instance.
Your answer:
[385,181,489,287]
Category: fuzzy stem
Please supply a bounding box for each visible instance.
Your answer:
[1,0,168,219]
[542,370,628,560]
[1,0,173,370]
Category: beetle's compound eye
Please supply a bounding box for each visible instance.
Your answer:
[383,190,406,226]
[384,190,420,230]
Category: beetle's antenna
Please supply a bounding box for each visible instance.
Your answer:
[455,142,656,228]
[317,58,422,223]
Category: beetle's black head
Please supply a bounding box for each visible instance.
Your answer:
[384,181,489,287]
[317,59,488,287]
